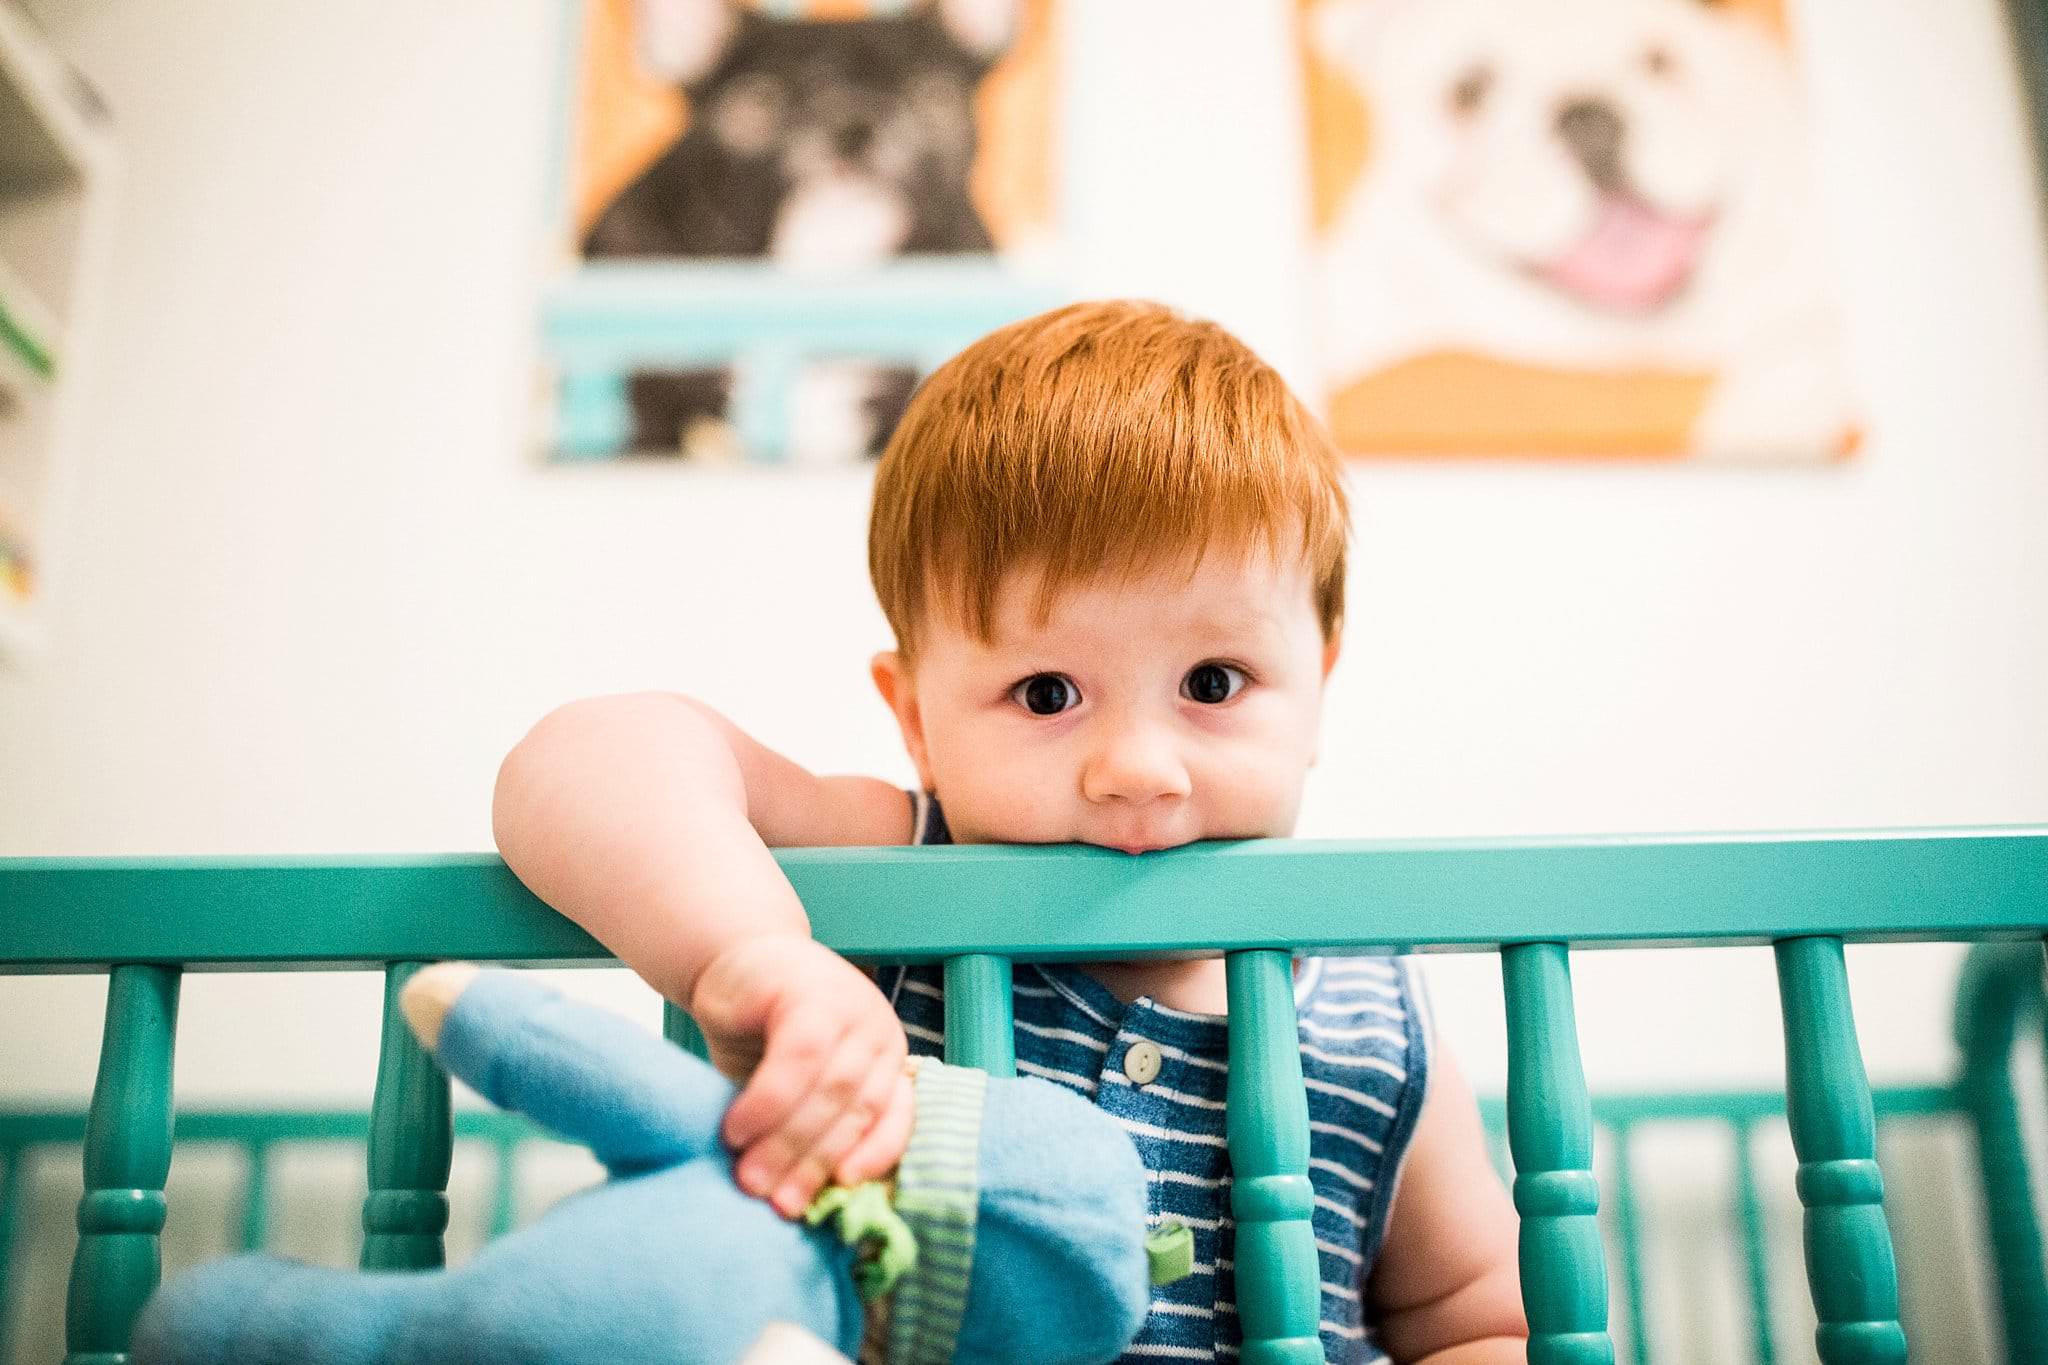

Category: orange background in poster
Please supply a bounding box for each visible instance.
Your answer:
[1298,0,1797,458]
[568,0,1058,250]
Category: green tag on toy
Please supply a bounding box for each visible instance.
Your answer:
[804,1182,919,1303]
[1146,1220,1194,1285]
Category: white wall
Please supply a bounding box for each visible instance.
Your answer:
[2,0,2044,1114]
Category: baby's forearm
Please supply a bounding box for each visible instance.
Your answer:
[493,692,810,1006]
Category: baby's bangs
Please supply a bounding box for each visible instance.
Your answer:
[871,299,1350,656]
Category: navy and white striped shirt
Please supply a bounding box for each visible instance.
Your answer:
[879,793,1432,1363]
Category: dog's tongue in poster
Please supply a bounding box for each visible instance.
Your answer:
[1538,196,1710,315]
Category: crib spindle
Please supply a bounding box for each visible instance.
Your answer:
[1773,936,1905,1364]
[0,1141,21,1365]
[1730,1122,1778,1365]
[1225,950,1321,1365]
[1608,1126,1651,1365]
[361,962,452,1271]
[1956,942,2048,1364]
[1501,942,1615,1365]
[64,964,181,1365]
[238,1141,271,1251]
[943,954,1016,1077]
[663,1001,711,1061]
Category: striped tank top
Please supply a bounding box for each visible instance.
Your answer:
[879,793,1433,1363]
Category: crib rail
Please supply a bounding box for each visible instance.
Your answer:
[4,827,2045,971]
[3,826,2045,1365]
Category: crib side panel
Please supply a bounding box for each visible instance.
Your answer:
[63,965,181,1365]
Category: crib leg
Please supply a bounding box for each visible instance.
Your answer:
[64,964,181,1365]
[1773,936,1905,1364]
[362,961,453,1270]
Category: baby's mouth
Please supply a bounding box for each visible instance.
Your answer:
[1531,194,1713,315]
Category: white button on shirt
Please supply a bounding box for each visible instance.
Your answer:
[1122,1039,1163,1085]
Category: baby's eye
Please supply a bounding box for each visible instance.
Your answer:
[1181,662,1247,705]
[1011,673,1081,716]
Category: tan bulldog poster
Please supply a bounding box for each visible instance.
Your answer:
[1301,0,1858,461]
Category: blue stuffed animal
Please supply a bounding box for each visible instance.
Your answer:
[130,964,1153,1365]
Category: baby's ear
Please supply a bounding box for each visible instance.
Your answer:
[870,652,935,791]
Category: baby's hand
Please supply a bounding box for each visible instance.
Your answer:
[689,934,914,1218]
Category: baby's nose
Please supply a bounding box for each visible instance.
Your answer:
[1081,729,1193,804]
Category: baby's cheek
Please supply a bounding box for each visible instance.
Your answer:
[1214,756,1310,834]
[946,773,1070,844]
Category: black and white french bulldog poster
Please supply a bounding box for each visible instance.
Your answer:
[546,0,1057,465]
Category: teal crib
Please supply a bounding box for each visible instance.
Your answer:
[2,828,2045,1364]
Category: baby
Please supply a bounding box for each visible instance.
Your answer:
[494,300,1526,1362]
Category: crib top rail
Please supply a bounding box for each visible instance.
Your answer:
[3,825,2044,973]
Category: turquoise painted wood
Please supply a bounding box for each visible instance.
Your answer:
[0,1137,19,1365]
[361,963,453,1271]
[1224,950,1322,1365]
[6,829,2044,973]
[0,835,2042,1364]
[238,1142,270,1251]
[1773,936,1905,1364]
[1502,942,1615,1365]
[663,1002,711,1061]
[1731,1124,1777,1365]
[1607,1128,1651,1365]
[942,954,1015,1077]
[63,963,180,1365]
[489,1133,521,1239]
[1954,940,2048,1363]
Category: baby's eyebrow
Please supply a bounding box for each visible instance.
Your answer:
[1185,607,1282,640]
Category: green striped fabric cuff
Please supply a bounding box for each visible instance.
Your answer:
[886,1058,985,1365]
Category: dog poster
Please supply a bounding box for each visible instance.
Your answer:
[543,0,1060,465]
[1302,0,1857,461]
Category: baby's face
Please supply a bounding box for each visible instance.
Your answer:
[874,551,1339,852]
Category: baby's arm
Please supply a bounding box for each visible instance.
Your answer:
[1367,1046,1528,1363]
[493,692,915,1216]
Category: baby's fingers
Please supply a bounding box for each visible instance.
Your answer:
[721,1008,839,1156]
[832,1070,914,1187]
[731,1026,879,1208]
[766,1047,905,1215]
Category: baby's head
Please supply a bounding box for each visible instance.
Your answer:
[868,300,1350,851]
